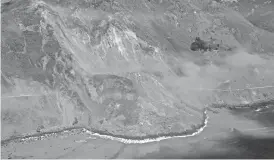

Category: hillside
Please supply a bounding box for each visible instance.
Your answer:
[1,0,274,144]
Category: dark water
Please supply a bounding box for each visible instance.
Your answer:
[140,103,274,159]
[229,104,274,127]
[139,133,274,159]
[179,135,274,159]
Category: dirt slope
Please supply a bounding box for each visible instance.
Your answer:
[1,0,274,147]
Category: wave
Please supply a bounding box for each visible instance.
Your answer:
[1,110,209,145]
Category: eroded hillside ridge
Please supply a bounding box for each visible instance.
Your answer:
[1,0,274,140]
[1,0,205,139]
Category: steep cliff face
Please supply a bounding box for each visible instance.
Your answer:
[1,0,274,139]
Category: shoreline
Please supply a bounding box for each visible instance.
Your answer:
[1,110,208,145]
[2,98,273,145]
[212,99,274,110]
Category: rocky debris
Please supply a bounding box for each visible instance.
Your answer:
[36,125,45,133]
[72,117,78,125]
[1,0,274,141]
[190,37,220,52]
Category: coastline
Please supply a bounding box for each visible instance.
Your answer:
[1,109,209,145]
[2,98,273,145]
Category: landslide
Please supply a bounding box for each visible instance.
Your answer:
[1,0,274,139]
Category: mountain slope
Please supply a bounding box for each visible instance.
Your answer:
[1,0,274,140]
